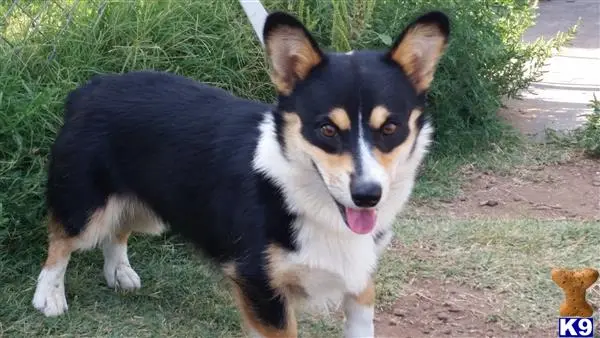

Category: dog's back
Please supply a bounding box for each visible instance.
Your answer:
[48,70,287,253]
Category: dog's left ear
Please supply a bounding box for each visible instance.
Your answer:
[263,12,324,95]
[387,11,450,93]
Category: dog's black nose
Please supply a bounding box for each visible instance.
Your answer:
[350,181,382,208]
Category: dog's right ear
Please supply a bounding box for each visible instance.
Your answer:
[263,12,324,95]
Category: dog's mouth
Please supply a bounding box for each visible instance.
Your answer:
[335,201,377,235]
[312,161,378,235]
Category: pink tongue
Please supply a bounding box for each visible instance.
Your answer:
[345,208,377,234]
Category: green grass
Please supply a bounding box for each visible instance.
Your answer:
[545,94,600,160]
[569,95,600,158]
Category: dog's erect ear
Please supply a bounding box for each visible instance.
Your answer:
[263,12,324,95]
[387,11,450,93]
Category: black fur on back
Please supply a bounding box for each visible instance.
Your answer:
[47,71,298,262]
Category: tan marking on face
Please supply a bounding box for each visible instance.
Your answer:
[266,26,322,95]
[390,24,447,93]
[283,112,353,183]
[228,270,298,338]
[369,105,390,129]
[352,278,376,306]
[329,108,351,131]
[373,109,423,173]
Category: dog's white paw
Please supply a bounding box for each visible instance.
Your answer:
[105,263,141,291]
[32,270,68,317]
[344,297,375,338]
[344,321,374,338]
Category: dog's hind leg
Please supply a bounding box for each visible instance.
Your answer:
[102,230,140,291]
[102,198,165,290]
[32,218,74,317]
[33,196,128,316]
[225,263,298,338]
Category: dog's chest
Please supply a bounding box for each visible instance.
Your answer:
[273,220,379,309]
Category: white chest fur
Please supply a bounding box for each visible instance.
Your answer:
[277,216,379,311]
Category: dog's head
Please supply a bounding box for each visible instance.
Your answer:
[263,11,449,235]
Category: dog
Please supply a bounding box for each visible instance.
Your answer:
[32,10,449,338]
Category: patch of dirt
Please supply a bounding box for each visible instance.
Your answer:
[374,279,549,338]
[412,157,600,220]
[373,157,599,336]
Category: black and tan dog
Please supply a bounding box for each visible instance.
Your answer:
[32,10,449,338]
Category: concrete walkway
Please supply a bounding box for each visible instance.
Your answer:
[500,0,600,142]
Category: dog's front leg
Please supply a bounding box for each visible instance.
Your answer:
[226,262,298,338]
[343,279,375,338]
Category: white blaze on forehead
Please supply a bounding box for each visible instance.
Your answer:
[356,112,387,187]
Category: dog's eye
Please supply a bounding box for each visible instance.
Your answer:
[320,124,337,137]
[381,122,397,136]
